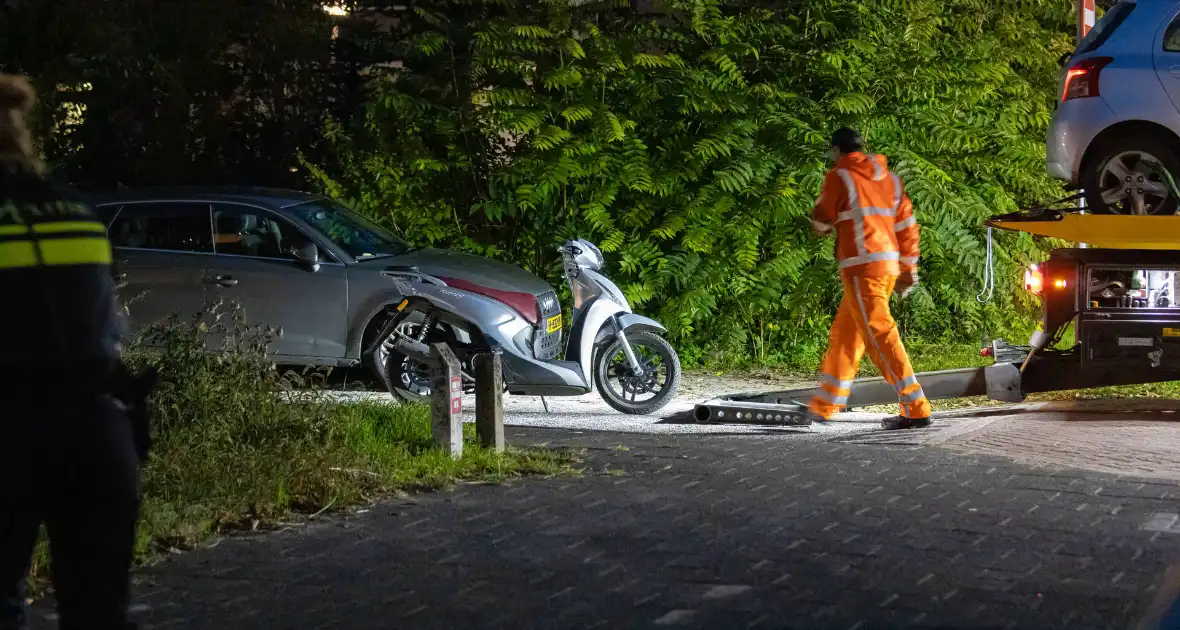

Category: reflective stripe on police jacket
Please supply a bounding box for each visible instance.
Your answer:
[0,200,112,270]
[0,196,120,367]
[0,176,124,382]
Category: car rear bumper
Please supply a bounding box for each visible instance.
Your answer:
[1047,98,1118,184]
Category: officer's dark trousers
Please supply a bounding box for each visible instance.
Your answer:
[0,395,140,630]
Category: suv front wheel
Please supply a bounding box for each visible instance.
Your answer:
[1081,133,1180,215]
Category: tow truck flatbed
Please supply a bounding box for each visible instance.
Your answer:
[988,211,1180,250]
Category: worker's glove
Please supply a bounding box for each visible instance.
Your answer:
[896,270,920,299]
[811,220,833,236]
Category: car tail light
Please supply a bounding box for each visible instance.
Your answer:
[1062,56,1112,101]
[438,277,539,325]
[1025,266,1043,295]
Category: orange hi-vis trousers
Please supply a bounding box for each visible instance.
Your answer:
[809,275,932,421]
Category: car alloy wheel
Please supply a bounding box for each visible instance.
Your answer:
[1096,150,1172,215]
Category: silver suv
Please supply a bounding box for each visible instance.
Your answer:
[91,187,556,384]
[1048,0,1180,215]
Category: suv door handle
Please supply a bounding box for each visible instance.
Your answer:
[1170,65,1180,76]
[204,275,239,287]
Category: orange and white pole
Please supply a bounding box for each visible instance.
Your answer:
[1079,0,1096,40]
[1077,0,1096,238]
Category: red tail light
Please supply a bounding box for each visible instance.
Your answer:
[1062,57,1112,101]
[1024,266,1043,295]
[438,277,539,325]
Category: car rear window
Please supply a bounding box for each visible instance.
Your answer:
[1165,13,1180,51]
[1076,1,1135,55]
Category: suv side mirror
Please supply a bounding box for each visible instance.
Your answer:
[293,243,321,272]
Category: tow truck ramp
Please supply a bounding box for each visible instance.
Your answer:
[693,364,1016,426]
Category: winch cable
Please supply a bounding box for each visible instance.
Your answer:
[978,190,1089,305]
[976,225,995,303]
[1160,163,1180,200]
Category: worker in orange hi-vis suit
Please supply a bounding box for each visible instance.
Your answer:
[807,128,932,431]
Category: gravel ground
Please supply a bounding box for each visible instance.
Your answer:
[327,372,896,438]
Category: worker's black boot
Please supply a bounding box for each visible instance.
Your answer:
[806,412,831,425]
[909,416,933,429]
[881,416,933,430]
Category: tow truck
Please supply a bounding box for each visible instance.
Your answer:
[693,1,1180,427]
[694,208,1180,425]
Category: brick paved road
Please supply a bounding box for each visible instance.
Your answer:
[29,426,1180,630]
[843,400,1180,481]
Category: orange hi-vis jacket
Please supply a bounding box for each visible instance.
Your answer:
[811,152,920,278]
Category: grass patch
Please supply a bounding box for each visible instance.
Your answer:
[26,305,577,594]
[129,401,575,557]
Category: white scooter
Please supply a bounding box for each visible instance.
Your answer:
[368,239,682,414]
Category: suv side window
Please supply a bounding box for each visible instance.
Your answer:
[212,205,314,260]
[1166,14,1180,52]
[108,203,213,253]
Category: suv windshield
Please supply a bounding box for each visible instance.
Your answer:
[289,200,411,260]
[1075,1,1135,55]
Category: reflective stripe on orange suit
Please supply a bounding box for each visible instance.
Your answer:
[809,152,930,421]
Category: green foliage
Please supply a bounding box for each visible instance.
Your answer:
[4,0,1074,371]
[125,303,334,452]
[309,0,1073,370]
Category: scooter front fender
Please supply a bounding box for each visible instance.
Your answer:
[592,313,667,345]
[568,299,640,388]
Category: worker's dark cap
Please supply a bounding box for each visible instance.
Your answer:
[830,127,864,153]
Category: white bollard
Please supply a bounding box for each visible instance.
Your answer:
[429,342,463,459]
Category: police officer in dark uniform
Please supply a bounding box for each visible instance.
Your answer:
[0,74,147,629]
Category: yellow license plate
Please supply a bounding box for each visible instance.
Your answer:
[1165,327,1180,338]
[546,314,563,333]
[396,299,409,312]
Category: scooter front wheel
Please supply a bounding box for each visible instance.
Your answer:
[593,331,681,415]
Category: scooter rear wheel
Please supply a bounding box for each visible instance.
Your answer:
[593,331,681,415]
